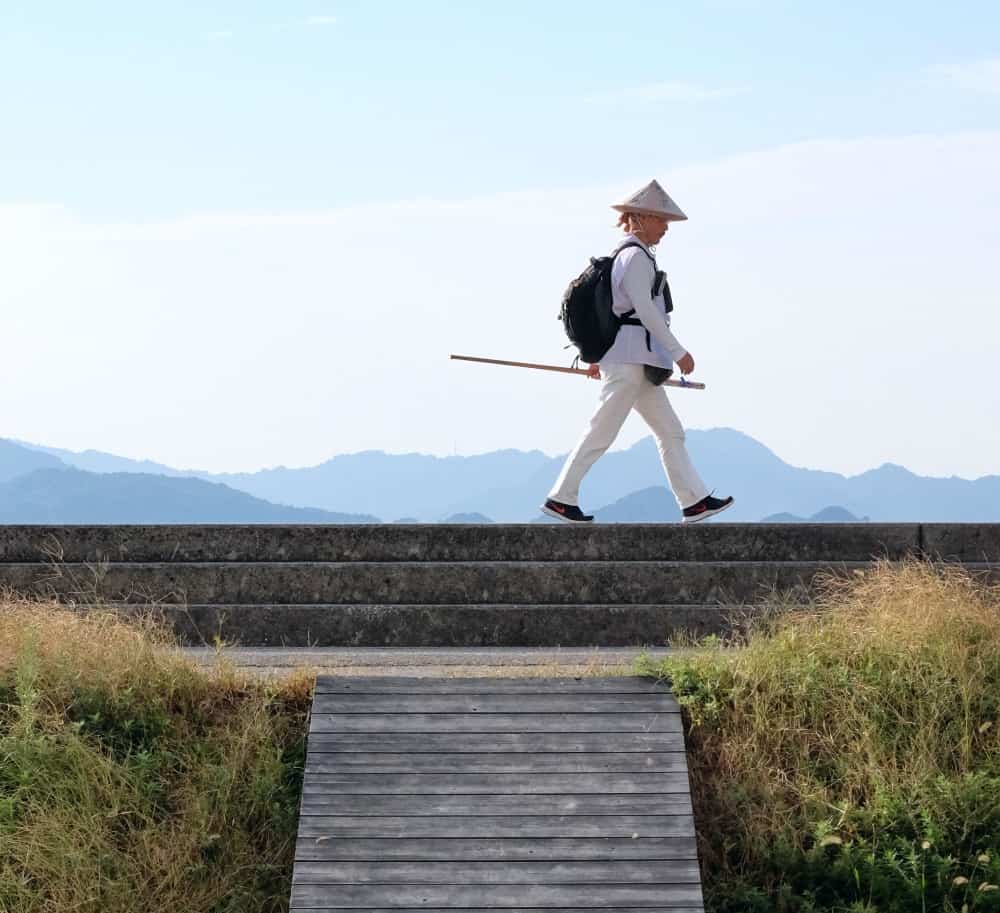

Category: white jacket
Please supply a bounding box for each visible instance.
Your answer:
[599,234,687,370]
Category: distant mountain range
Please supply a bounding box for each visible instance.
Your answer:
[762,506,869,523]
[10,438,553,521]
[442,512,495,524]
[595,487,681,523]
[0,468,378,524]
[0,440,65,484]
[592,491,866,524]
[2,431,998,523]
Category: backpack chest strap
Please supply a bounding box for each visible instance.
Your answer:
[619,313,653,351]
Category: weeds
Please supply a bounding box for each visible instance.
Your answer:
[638,558,1000,912]
[0,593,311,913]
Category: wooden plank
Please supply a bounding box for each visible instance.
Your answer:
[299,794,692,817]
[305,751,688,774]
[292,859,701,884]
[296,815,697,838]
[289,883,705,908]
[311,693,680,714]
[313,675,670,694]
[292,676,702,910]
[293,836,699,862]
[309,712,684,734]
[300,771,687,794]
[304,731,683,753]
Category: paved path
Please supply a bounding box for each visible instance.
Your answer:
[180,646,674,678]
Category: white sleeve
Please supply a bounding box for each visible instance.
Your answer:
[620,254,688,363]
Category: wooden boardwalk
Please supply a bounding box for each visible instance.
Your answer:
[291,675,704,912]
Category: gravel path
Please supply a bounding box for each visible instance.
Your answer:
[180,646,675,678]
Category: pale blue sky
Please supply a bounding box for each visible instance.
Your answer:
[3,2,998,216]
[2,3,1000,479]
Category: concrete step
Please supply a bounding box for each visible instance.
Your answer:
[109,602,764,647]
[5,524,996,650]
[0,559,901,605]
[3,522,990,563]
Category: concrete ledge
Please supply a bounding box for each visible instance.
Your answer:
[0,523,942,563]
[921,524,1000,561]
[109,603,758,647]
[0,559,876,605]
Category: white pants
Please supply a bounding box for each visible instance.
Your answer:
[548,362,709,511]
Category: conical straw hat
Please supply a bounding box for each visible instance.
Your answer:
[611,179,688,221]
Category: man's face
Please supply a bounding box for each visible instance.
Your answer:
[646,215,669,243]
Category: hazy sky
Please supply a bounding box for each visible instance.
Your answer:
[2,2,999,478]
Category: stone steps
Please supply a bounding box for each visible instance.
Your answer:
[1,523,996,648]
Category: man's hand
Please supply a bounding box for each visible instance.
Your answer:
[586,363,602,380]
[677,352,695,375]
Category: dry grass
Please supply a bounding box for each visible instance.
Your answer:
[0,592,311,913]
[638,558,1000,912]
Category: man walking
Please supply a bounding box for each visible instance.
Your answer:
[542,180,734,524]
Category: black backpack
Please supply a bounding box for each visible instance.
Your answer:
[558,242,671,364]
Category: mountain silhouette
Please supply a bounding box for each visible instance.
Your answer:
[441,512,494,524]
[594,487,682,522]
[0,439,65,484]
[9,438,187,477]
[0,468,379,524]
[440,429,845,522]
[761,506,869,523]
[3,432,998,522]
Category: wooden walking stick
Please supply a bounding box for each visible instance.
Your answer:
[450,354,706,390]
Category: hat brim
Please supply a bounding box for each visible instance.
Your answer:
[611,204,688,221]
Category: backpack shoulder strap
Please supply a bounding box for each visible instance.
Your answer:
[612,242,659,349]
[613,241,656,264]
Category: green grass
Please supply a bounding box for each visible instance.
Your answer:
[638,558,1000,913]
[0,595,311,913]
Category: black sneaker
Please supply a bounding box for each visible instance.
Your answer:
[541,498,594,523]
[682,492,734,523]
